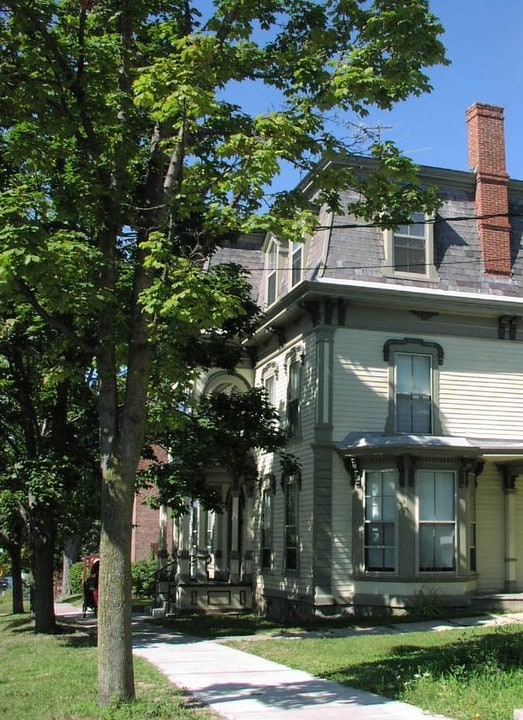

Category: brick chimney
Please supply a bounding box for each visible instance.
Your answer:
[466,103,511,276]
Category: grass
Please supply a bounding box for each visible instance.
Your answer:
[0,592,217,720]
[228,624,523,720]
[155,611,287,639]
[4,587,523,720]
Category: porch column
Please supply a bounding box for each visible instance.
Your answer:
[196,504,208,582]
[177,508,191,583]
[242,483,254,582]
[229,489,241,583]
[216,488,229,581]
[501,468,518,592]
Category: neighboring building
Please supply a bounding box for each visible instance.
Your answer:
[131,447,173,563]
[162,103,523,618]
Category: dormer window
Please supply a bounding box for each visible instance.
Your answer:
[290,240,303,288]
[383,212,438,281]
[265,236,280,307]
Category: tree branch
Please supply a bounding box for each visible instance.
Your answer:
[15,280,94,355]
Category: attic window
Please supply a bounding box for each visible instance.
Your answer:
[383,213,438,282]
[266,237,279,306]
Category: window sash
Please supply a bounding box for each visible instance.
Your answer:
[393,212,427,273]
[364,471,396,572]
[261,490,273,570]
[287,360,301,437]
[395,354,432,433]
[264,374,276,406]
[266,241,278,305]
[285,477,298,571]
[418,471,456,572]
[291,243,302,287]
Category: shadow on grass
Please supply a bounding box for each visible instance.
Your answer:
[325,627,523,699]
[158,612,287,639]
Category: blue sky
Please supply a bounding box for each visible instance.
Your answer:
[367,0,523,178]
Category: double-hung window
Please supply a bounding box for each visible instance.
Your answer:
[383,212,438,281]
[384,338,443,436]
[264,373,276,408]
[261,488,273,570]
[290,241,303,287]
[284,475,299,571]
[286,358,301,437]
[393,212,427,273]
[364,470,396,572]
[266,237,279,306]
[395,353,432,433]
[418,470,456,572]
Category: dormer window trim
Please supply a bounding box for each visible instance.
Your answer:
[383,212,438,282]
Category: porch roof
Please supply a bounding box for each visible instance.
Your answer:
[334,432,523,461]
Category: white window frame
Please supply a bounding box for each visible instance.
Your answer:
[417,470,456,573]
[383,212,438,281]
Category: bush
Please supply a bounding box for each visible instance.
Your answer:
[132,559,157,598]
[68,562,84,595]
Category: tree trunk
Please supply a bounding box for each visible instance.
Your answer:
[61,534,82,598]
[97,464,136,705]
[10,543,24,614]
[31,509,57,633]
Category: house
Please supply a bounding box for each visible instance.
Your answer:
[162,103,523,618]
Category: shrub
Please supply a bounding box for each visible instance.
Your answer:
[68,562,84,595]
[132,559,157,598]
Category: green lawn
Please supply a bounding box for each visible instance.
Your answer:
[228,623,523,720]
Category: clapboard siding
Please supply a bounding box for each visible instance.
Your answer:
[476,463,505,592]
[330,454,353,596]
[332,328,523,440]
[440,337,523,437]
[332,329,388,438]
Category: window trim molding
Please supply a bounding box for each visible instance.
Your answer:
[384,338,444,435]
[383,213,438,282]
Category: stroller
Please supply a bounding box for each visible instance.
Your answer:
[82,557,99,617]
[82,577,98,617]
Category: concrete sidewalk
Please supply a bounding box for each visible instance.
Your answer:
[132,625,451,719]
[55,603,523,720]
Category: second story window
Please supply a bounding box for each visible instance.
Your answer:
[287,357,302,438]
[395,353,432,433]
[383,338,444,436]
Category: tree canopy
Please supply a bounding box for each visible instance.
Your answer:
[0,0,447,705]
